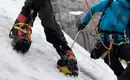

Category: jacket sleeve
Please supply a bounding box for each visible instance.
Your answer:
[126,22,130,41]
[81,0,109,24]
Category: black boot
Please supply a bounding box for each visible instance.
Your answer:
[57,58,78,76]
[12,38,31,53]
[9,22,32,53]
[56,45,79,76]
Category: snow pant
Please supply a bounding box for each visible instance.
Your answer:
[91,42,130,77]
[117,44,130,80]
[118,63,130,80]
[12,0,72,56]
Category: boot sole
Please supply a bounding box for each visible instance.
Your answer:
[57,66,78,76]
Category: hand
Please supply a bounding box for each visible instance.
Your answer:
[78,22,87,31]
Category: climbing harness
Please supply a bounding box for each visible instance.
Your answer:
[84,0,115,65]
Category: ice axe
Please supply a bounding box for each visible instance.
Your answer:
[71,30,81,48]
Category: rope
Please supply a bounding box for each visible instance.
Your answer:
[84,0,114,64]
[84,0,97,33]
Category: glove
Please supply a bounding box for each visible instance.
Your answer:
[78,22,87,31]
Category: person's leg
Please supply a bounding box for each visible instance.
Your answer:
[118,63,130,80]
[10,0,37,53]
[91,43,108,59]
[38,0,78,76]
[116,43,130,79]
[104,54,124,76]
[117,43,130,61]
[104,45,124,77]
[13,0,37,26]
[91,33,110,59]
[91,42,124,76]
[38,0,67,47]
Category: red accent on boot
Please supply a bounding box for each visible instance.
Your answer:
[18,30,22,38]
[66,50,74,55]
[9,34,14,38]
[66,50,74,60]
[17,13,27,23]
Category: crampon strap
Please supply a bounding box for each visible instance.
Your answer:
[9,23,32,42]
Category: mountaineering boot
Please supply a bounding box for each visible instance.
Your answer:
[56,46,79,76]
[9,13,32,53]
[10,23,32,53]
[57,58,78,76]
[11,38,31,53]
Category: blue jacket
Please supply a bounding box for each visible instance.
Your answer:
[82,0,130,42]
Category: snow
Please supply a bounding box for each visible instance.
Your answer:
[0,0,117,80]
[69,11,84,15]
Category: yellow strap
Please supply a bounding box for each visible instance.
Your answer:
[13,22,32,33]
[101,47,112,59]
[107,47,111,65]
[14,23,29,27]
[14,26,27,33]
[101,40,114,65]
[13,23,32,41]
